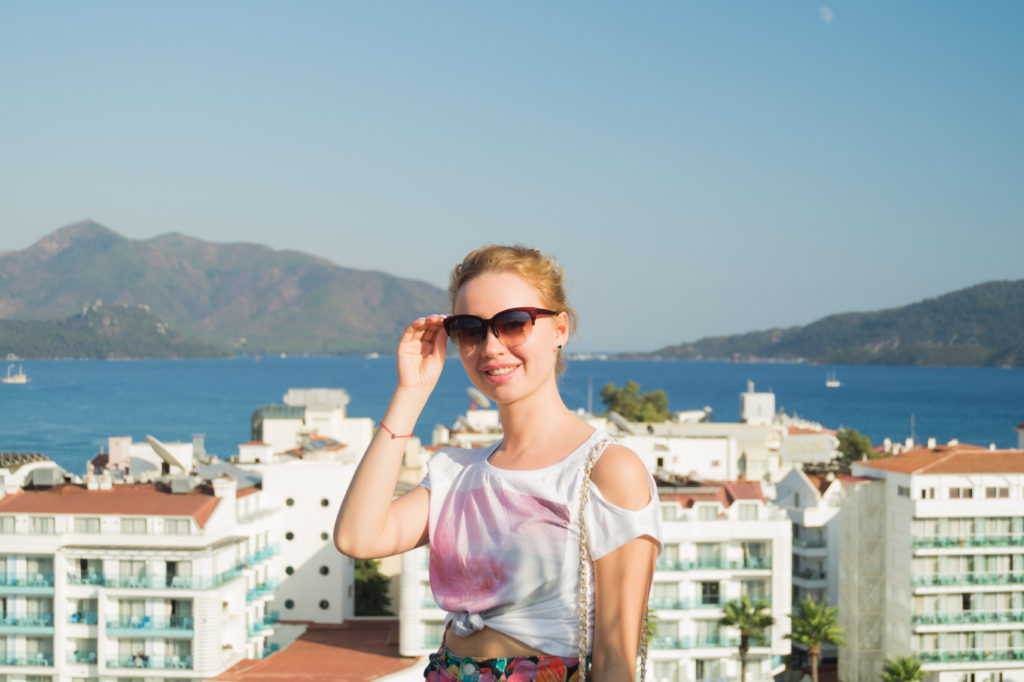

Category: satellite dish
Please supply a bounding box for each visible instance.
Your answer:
[146,434,186,471]
[607,411,636,435]
[466,387,491,409]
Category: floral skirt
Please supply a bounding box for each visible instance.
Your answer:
[424,646,584,682]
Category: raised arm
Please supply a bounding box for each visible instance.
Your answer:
[334,314,448,559]
[591,445,659,682]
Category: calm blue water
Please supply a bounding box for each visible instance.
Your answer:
[1,357,1022,476]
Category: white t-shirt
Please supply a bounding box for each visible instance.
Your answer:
[420,429,663,657]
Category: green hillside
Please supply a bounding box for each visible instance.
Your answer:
[0,220,447,354]
[0,304,231,359]
[629,280,1024,367]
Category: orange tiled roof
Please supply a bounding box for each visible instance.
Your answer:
[659,478,765,507]
[0,483,222,528]
[215,620,418,682]
[858,445,1024,475]
[805,473,834,496]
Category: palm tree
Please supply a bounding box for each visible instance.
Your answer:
[880,655,924,682]
[786,596,846,682]
[719,595,775,682]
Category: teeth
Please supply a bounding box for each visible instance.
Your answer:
[485,366,516,376]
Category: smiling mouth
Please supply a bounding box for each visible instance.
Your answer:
[484,366,517,376]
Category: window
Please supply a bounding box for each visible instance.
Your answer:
[120,518,147,534]
[164,519,191,535]
[986,487,1009,499]
[696,543,721,567]
[695,659,722,681]
[320,532,329,541]
[697,505,719,521]
[898,486,911,498]
[738,503,758,521]
[284,599,294,609]
[699,582,720,606]
[0,516,14,534]
[319,600,329,610]
[921,487,935,499]
[31,517,55,534]
[660,504,679,522]
[285,531,294,541]
[74,517,100,534]
[286,498,295,506]
[319,566,329,575]
[320,498,330,507]
[653,660,678,682]
[285,566,295,575]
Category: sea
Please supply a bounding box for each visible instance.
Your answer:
[1,356,1022,477]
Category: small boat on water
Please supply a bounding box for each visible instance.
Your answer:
[2,364,30,384]
[825,370,841,388]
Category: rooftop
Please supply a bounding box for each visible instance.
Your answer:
[215,620,417,682]
[656,475,765,507]
[0,483,227,527]
[857,444,1024,475]
[0,452,52,473]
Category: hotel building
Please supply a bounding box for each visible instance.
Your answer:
[839,442,1024,682]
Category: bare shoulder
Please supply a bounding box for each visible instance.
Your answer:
[590,443,652,511]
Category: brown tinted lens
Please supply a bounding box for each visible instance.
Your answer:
[447,317,486,347]
[492,310,533,346]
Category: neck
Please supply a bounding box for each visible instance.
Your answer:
[493,379,584,460]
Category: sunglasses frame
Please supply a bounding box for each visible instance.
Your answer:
[443,307,559,349]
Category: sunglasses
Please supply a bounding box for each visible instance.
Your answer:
[443,307,559,349]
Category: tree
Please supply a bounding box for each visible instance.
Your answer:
[836,427,874,463]
[719,595,775,682]
[879,655,924,682]
[787,596,846,682]
[600,380,670,422]
[354,559,392,616]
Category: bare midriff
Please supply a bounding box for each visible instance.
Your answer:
[443,624,550,658]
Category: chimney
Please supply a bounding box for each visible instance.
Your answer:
[927,437,937,449]
[905,437,914,450]
[212,476,237,499]
[883,438,892,452]
[108,436,132,469]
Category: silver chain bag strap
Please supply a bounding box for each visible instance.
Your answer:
[576,436,649,682]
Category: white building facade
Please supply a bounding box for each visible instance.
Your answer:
[0,457,281,682]
[839,444,1024,682]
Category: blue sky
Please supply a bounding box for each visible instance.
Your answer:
[2,1,1021,352]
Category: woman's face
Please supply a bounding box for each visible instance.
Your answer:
[452,271,568,405]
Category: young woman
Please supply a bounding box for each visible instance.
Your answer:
[335,245,661,682]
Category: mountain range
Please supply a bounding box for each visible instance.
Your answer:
[626,280,1024,368]
[0,220,446,355]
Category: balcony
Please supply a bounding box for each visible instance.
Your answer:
[0,573,55,593]
[106,654,194,670]
[0,653,54,667]
[913,610,1024,626]
[103,567,243,590]
[911,572,1024,587]
[0,613,55,634]
[794,569,827,588]
[918,648,1024,664]
[106,615,195,636]
[793,537,828,557]
[649,635,756,650]
[246,578,281,602]
[247,613,279,638]
[912,535,1024,550]
[655,557,772,571]
[69,611,99,625]
[649,596,772,611]
[66,572,105,586]
[67,651,98,664]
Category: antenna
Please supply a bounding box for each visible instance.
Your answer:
[466,387,491,409]
[910,413,916,446]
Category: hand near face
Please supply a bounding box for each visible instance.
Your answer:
[396,315,448,394]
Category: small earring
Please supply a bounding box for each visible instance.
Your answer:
[556,344,563,350]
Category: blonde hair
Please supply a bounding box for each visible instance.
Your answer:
[448,245,577,375]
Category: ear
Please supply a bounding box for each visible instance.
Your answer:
[554,311,570,347]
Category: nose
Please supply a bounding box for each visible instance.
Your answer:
[480,322,506,353]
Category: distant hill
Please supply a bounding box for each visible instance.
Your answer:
[0,220,447,355]
[0,303,231,359]
[626,280,1024,367]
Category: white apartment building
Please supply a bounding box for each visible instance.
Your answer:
[0,451,281,682]
[773,466,848,663]
[838,443,1024,682]
[397,476,792,682]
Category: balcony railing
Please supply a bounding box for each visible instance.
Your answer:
[67,573,105,586]
[918,648,1024,663]
[656,557,772,571]
[912,572,1024,587]
[649,596,771,610]
[913,610,1024,625]
[247,613,279,637]
[69,611,99,624]
[246,578,281,602]
[794,538,827,548]
[0,614,54,629]
[259,643,281,659]
[106,615,195,631]
[0,654,54,667]
[66,566,244,590]
[0,573,55,589]
[912,535,1024,549]
[650,634,769,650]
[107,654,193,670]
[67,651,98,664]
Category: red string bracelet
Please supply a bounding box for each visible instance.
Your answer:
[379,422,414,439]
